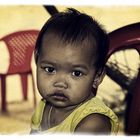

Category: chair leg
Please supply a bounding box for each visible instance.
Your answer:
[31,73,36,107]
[20,74,28,100]
[1,75,7,112]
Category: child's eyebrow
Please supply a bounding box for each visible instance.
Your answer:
[72,64,88,70]
[39,60,55,65]
[39,60,89,70]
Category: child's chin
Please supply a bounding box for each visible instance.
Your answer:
[49,100,68,108]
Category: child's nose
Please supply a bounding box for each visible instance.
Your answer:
[53,75,68,89]
[53,81,68,89]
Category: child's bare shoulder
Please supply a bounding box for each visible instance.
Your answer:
[75,113,111,134]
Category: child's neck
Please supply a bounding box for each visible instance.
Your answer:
[47,103,83,129]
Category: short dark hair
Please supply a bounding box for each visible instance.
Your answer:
[35,8,109,71]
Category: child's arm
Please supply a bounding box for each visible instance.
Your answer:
[74,113,111,134]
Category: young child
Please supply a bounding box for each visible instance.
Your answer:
[30,8,119,135]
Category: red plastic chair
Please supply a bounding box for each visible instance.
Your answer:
[107,22,140,135]
[0,30,39,112]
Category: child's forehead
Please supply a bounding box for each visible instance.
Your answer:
[40,32,98,65]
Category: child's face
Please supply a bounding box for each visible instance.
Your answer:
[37,34,98,108]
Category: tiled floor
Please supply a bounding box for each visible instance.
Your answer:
[0,100,35,134]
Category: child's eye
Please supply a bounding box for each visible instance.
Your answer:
[72,70,83,77]
[45,67,56,74]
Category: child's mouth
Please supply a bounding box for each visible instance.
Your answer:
[50,93,68,101]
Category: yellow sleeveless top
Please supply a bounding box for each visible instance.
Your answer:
[31,97,119,134]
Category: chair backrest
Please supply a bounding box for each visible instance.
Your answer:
[0,30,39,74]
[107,22,140,134]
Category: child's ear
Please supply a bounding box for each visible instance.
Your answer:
[92,68,106,89]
